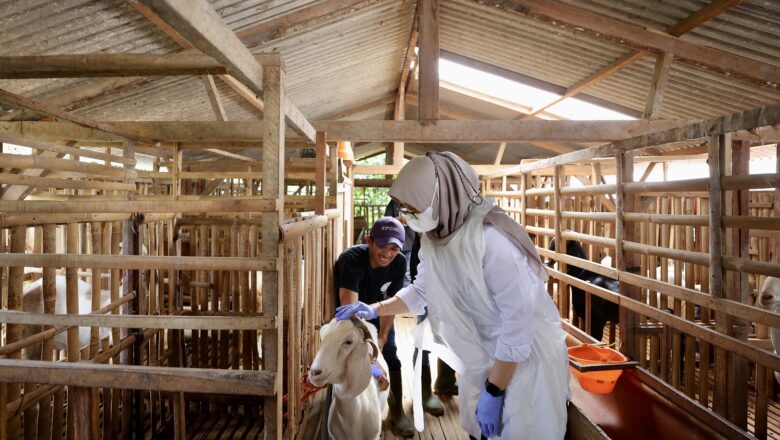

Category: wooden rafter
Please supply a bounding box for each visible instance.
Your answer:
[137,0,316,143]
[1,150,61,201]
[418,0,439,121]
[514,0,742,120]
[0,77,151,122]
[7,1,376,123]
[199,74,254,161]
[0,88,159,145]
[236,0,383,49]
[315,119,687,143]
[0,53,286,79]
[406,93,575,155]
[494,142,506,165]
[481,0,777,87]
[322,93,396,121]
[0,133,135,167]
[201,75,228,121]
[643,53,675,119]
[389,1,421,166]
[490,103,780,176]
[3,119,777,144]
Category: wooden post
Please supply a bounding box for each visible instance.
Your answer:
[262,60,285,440]
[110,221,122,438]
[553,166,568,320]
[775,144,780,265]
[418,0,439,122]
[708,134,727,416]
[65,223,80,440]
[37,224,57,440]
[698,198,711,407]
[90,222,102,358]
[390,83,406,165]
[616,153,639,358]
[315,131,327,215]
[6,226,25,439]
[683,198,696,397]
[520,172,528,228]
[726,140,750,428]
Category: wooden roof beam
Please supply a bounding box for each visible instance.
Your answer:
[3,1,381,123]
[418,0,439,121]
[0,119,689,143]
[490,102,780,176]
[389,1,420,166]
[0,88,159,146]
[236,0,383,49]
[316,119,687,143]
[407,93,575,155]
[481,0,778,88]
[519,0,742,120]
[138,0,316,144]
[199,74,257,161]
[0,53,280,79]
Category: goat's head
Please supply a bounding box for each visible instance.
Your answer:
[309,317,379,398]
[549,238,587,260]
[757,277,780,310]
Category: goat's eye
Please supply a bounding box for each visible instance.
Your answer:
[343,339,353,345]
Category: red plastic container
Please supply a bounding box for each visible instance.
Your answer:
[568,344,628,394]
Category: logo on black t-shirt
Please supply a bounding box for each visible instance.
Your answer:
[380,281,391,298]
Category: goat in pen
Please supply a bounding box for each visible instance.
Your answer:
[549,239,620,342]
[308,317,390,440]
[21,275,112,360]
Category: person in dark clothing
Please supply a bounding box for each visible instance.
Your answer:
[385,199,416,284]
[333,216,414,436]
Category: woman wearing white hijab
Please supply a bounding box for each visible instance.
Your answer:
[336,152,569,439]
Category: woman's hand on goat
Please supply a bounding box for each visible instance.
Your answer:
[335,301,378,321]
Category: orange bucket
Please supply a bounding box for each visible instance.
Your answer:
[568,344,627,394]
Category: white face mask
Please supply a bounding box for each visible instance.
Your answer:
[406,180,439,233]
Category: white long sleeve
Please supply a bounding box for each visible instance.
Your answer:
[394,246,429,315]
[397,225,558,363]
[483,225,559,362]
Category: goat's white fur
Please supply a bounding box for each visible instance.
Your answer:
[756,277,780,383]
[309,318,389,440]
[21,275,112,360]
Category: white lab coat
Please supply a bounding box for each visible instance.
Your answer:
[397,201,569,439]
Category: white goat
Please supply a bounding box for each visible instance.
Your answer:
[308,318,389,440]
[756,277,780,383]
[21,275,112,360]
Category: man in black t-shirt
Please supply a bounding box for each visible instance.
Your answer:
[333,216,414,437]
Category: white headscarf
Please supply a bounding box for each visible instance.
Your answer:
[389,152,548,281]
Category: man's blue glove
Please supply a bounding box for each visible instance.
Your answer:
[335,301,377,321]
[371,364,383,378]
[476,382,505,438]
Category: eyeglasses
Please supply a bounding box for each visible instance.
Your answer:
[400,205,420,219]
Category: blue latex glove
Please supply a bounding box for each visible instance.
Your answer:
[335,301,377,321]
[371,364,383,378]
[476,383,505,438]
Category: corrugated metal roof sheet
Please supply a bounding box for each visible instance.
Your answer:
[440,0,780,121]
[0,0,777,162]
[0,0,415,122]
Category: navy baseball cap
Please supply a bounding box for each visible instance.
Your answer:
[370,217,405,248]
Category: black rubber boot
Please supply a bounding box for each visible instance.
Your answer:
[388,370,415,437]
[434,359,458,395]
[422,363,444,415]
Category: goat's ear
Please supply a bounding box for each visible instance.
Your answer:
[341,338,372,398]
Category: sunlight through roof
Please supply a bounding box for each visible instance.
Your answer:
[439,59,635,121]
